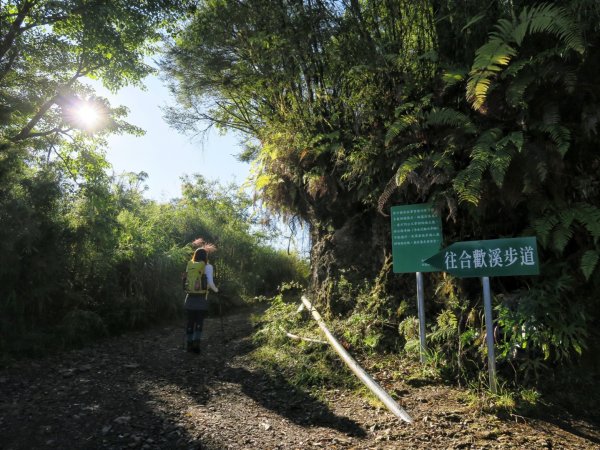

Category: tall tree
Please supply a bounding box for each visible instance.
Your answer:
[163,0,438,305]
[1,0,193,158]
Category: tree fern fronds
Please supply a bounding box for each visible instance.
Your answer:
[385,114,419,146]
[442,67,468,89]
[426,108,476,134]
[558,208,577,233]
[393,102,416,116]
[532,204,600,253]
[394,154,425,188]
[505,73,535,107]
[532,215,559,247]
[467,3,584,112]
[501,59,529,79]
[377,174,398,216]
[525,4,584,54]
[581,250,599,280]
[552,223,574,253]
[537,124,571,156]
[573,203,600,238]
[467,40,518,111]
[488,131,523,186]
[453,128,503,204]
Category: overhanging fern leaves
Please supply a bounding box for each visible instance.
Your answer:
[467,3,584,112]
[532,203,600,254]
[394,154,425,187]
[581,250,599,280]
[426,108,476,134]
[385,114,419,146]
[537,124,571,156]
[453,129,525,204]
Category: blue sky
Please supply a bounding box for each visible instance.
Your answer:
[93,75,251,201]
[90,74,310,254]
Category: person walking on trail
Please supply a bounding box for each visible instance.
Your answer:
[183,246,218,353]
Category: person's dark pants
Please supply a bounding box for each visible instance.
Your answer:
[185,309,208,352]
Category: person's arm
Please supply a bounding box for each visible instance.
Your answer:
[205,264,218,293]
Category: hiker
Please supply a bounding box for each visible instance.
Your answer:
[183,247,218,353]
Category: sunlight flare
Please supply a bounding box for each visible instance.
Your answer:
[63,97,107,132]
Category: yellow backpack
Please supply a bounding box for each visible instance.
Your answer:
[185,260,207,294]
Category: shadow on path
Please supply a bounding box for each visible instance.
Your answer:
[219,365,366,437]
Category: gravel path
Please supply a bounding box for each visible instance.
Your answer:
[1,308,599,449]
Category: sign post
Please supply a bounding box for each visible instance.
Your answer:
[425,237,540,393]
[415,272,426,363]
[391,204,443,362]
[481,277,497,393]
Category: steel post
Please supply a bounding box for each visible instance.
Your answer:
[416,272,427,363]
[482,277,498,394]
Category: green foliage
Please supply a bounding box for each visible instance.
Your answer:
[157,0,600,396]
[496,276,588,381]
[0,162,307,358]
[467,3,584,111]
[253,293,357,389]
[59,309,108,347]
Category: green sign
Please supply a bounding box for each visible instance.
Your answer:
[425,237,540,278]
[391,204,443,273]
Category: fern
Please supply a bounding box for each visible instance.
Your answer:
[442,68,468,89]
[489,131,523,186]
[429,310,458,344]
[394,154,425,187]
[573,203,600,238]
[461,12,486,32]
[385,114,418,146]
[537,124,571,156]
[532,215,559,247]
[552,223,574,253]
[581,250,599,280]
[426,108,476,134]
[532,203,600,254]
[505,73,535,107]
[524,4,584,53]
[453,128,502,204]
[467,3,584,112]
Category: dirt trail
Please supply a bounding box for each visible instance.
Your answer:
[1,308,599,449]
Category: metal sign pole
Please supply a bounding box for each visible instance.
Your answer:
[481,276,498,394]
[415,272,427,363]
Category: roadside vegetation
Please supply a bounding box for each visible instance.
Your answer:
[166,0,600,421]
[2,0,600,424]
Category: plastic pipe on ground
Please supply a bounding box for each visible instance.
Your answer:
[301,295,414,424]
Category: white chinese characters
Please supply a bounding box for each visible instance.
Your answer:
[443,246,536,271]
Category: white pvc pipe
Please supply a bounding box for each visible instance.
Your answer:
[280,327,328,344]
[301,295,414,424]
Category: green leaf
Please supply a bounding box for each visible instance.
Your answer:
[461,13,486,32]
[581,250,599,280]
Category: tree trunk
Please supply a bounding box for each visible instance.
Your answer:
[309,210,391,314]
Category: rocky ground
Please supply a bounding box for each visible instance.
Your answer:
[1,308,599,449]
